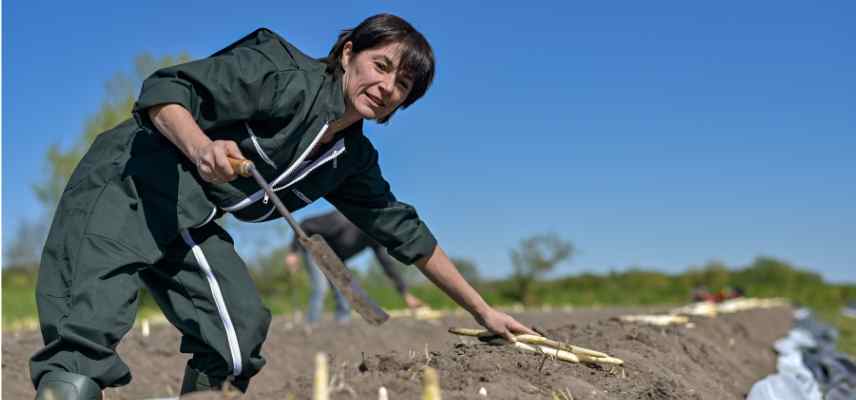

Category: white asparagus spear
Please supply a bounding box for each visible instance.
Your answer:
[513,342,624,365]
[313,353,329,400]
[449,328,610,358]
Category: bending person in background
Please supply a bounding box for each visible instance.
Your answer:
[285,210,426,323]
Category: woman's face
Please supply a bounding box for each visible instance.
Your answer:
[341,41,414,121]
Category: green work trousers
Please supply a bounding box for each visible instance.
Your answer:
[29,129,271,390]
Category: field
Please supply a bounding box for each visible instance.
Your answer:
[3,306,792,399]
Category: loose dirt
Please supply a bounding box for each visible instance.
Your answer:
[2,306,791,399]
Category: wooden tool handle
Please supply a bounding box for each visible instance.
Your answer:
[228,157,254,178]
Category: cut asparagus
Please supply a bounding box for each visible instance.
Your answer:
[449,327,623,365]
[448,328,610,358]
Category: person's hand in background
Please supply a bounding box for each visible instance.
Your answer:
[284,253,302,275]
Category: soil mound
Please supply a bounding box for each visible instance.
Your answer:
[3,307,791,399]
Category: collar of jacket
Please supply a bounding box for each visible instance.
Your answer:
[323,65,347,115]
[317,68,348,133]
[286,67,352,174]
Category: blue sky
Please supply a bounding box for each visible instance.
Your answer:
[3,1,854,282]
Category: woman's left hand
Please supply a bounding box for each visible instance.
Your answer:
[474,307,537,342]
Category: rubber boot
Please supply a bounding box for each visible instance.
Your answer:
[180,364,250,395]
[180,364,226,395]
[35,371,102,400]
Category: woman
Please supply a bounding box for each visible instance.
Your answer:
[31,14,534,399]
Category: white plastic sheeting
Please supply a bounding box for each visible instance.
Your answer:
[748,327,823,400]
[748,308,855,400]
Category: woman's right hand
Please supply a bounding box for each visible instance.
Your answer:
[192,140,245,184]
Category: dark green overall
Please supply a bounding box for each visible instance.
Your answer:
[30,28,437,391]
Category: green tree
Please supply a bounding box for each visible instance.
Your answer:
[508,233,574,304]
[1,217,47,268]
[33,52,192,211]
[683,260,731,290]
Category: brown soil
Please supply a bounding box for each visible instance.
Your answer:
[2,306,791,399]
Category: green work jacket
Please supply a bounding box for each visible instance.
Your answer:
[110,28,436,264]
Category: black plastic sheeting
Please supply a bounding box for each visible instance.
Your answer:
[798,311,856,400]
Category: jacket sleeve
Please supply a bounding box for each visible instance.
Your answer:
[324,145,437,265]
[132,45,306,131]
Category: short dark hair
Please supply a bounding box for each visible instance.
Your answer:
[325,14,435,123]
